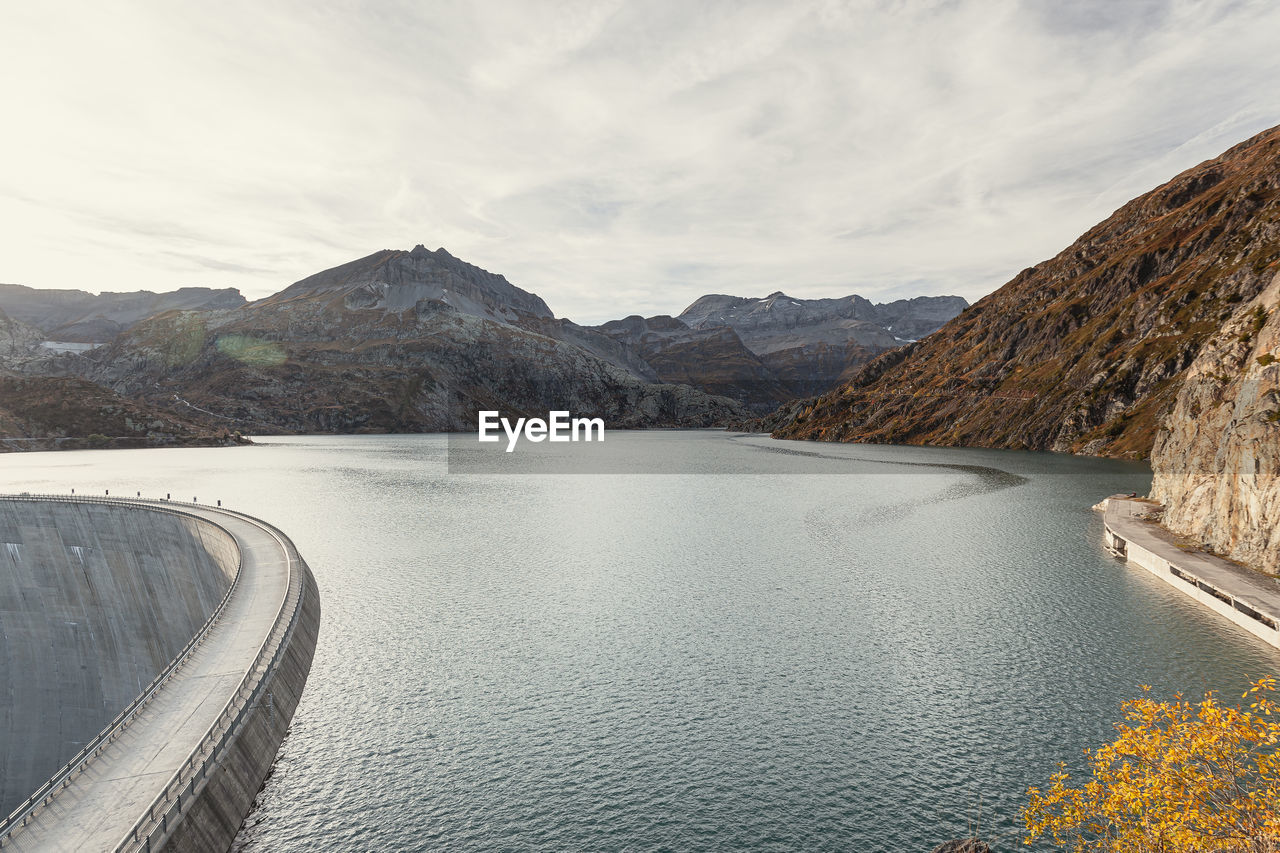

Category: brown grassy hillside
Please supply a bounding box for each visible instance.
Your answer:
[0,373,237,451]
[773,124,1280,458]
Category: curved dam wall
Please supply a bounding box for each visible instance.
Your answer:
[0,499,238,815]
[160,550,319,852]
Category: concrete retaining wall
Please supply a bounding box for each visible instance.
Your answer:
[1103,504,1280,649]
[0,500,238,815]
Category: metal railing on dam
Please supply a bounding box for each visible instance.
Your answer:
[0,493,318,852]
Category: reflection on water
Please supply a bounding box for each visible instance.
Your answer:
[0,432,1274,852]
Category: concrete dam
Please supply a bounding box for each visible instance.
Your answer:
[0,496,320,852]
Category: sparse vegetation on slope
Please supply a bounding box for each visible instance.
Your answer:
[0,373,241,451]
[773,125,1280,459]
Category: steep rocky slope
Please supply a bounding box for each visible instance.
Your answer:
[774,125,1280,460]
[1150,272,1280,572]
[0,284,245,343]
[73,246,744,432]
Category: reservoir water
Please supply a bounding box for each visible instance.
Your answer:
[1,432,1275,851]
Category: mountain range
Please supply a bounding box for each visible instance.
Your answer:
[0,248,963,437]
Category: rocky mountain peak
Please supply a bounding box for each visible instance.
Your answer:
[268,245,554,324]
[591,288,965,410]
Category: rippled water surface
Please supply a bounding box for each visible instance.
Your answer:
[2,432,1276,851]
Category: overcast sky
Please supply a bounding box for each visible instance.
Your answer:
[3,1,1279,324]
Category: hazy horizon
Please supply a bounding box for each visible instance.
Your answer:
[4,1,1280,325]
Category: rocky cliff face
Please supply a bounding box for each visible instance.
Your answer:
[0,308,42,369]
[1151,272,1280,572]
[0,284,246,343]
[774,125,1280,460]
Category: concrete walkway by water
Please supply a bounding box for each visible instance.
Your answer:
[1103,496,1280,647]
[3,504,291,853]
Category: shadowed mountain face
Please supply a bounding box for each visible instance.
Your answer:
[0,284,246,343]
[771,124,1280,461]
[593,315,795,408]
[68,246,745,432]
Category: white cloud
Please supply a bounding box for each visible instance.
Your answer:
[1,0,1278,323]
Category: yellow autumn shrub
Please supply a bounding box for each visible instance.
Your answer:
[1025,677,1280,852]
